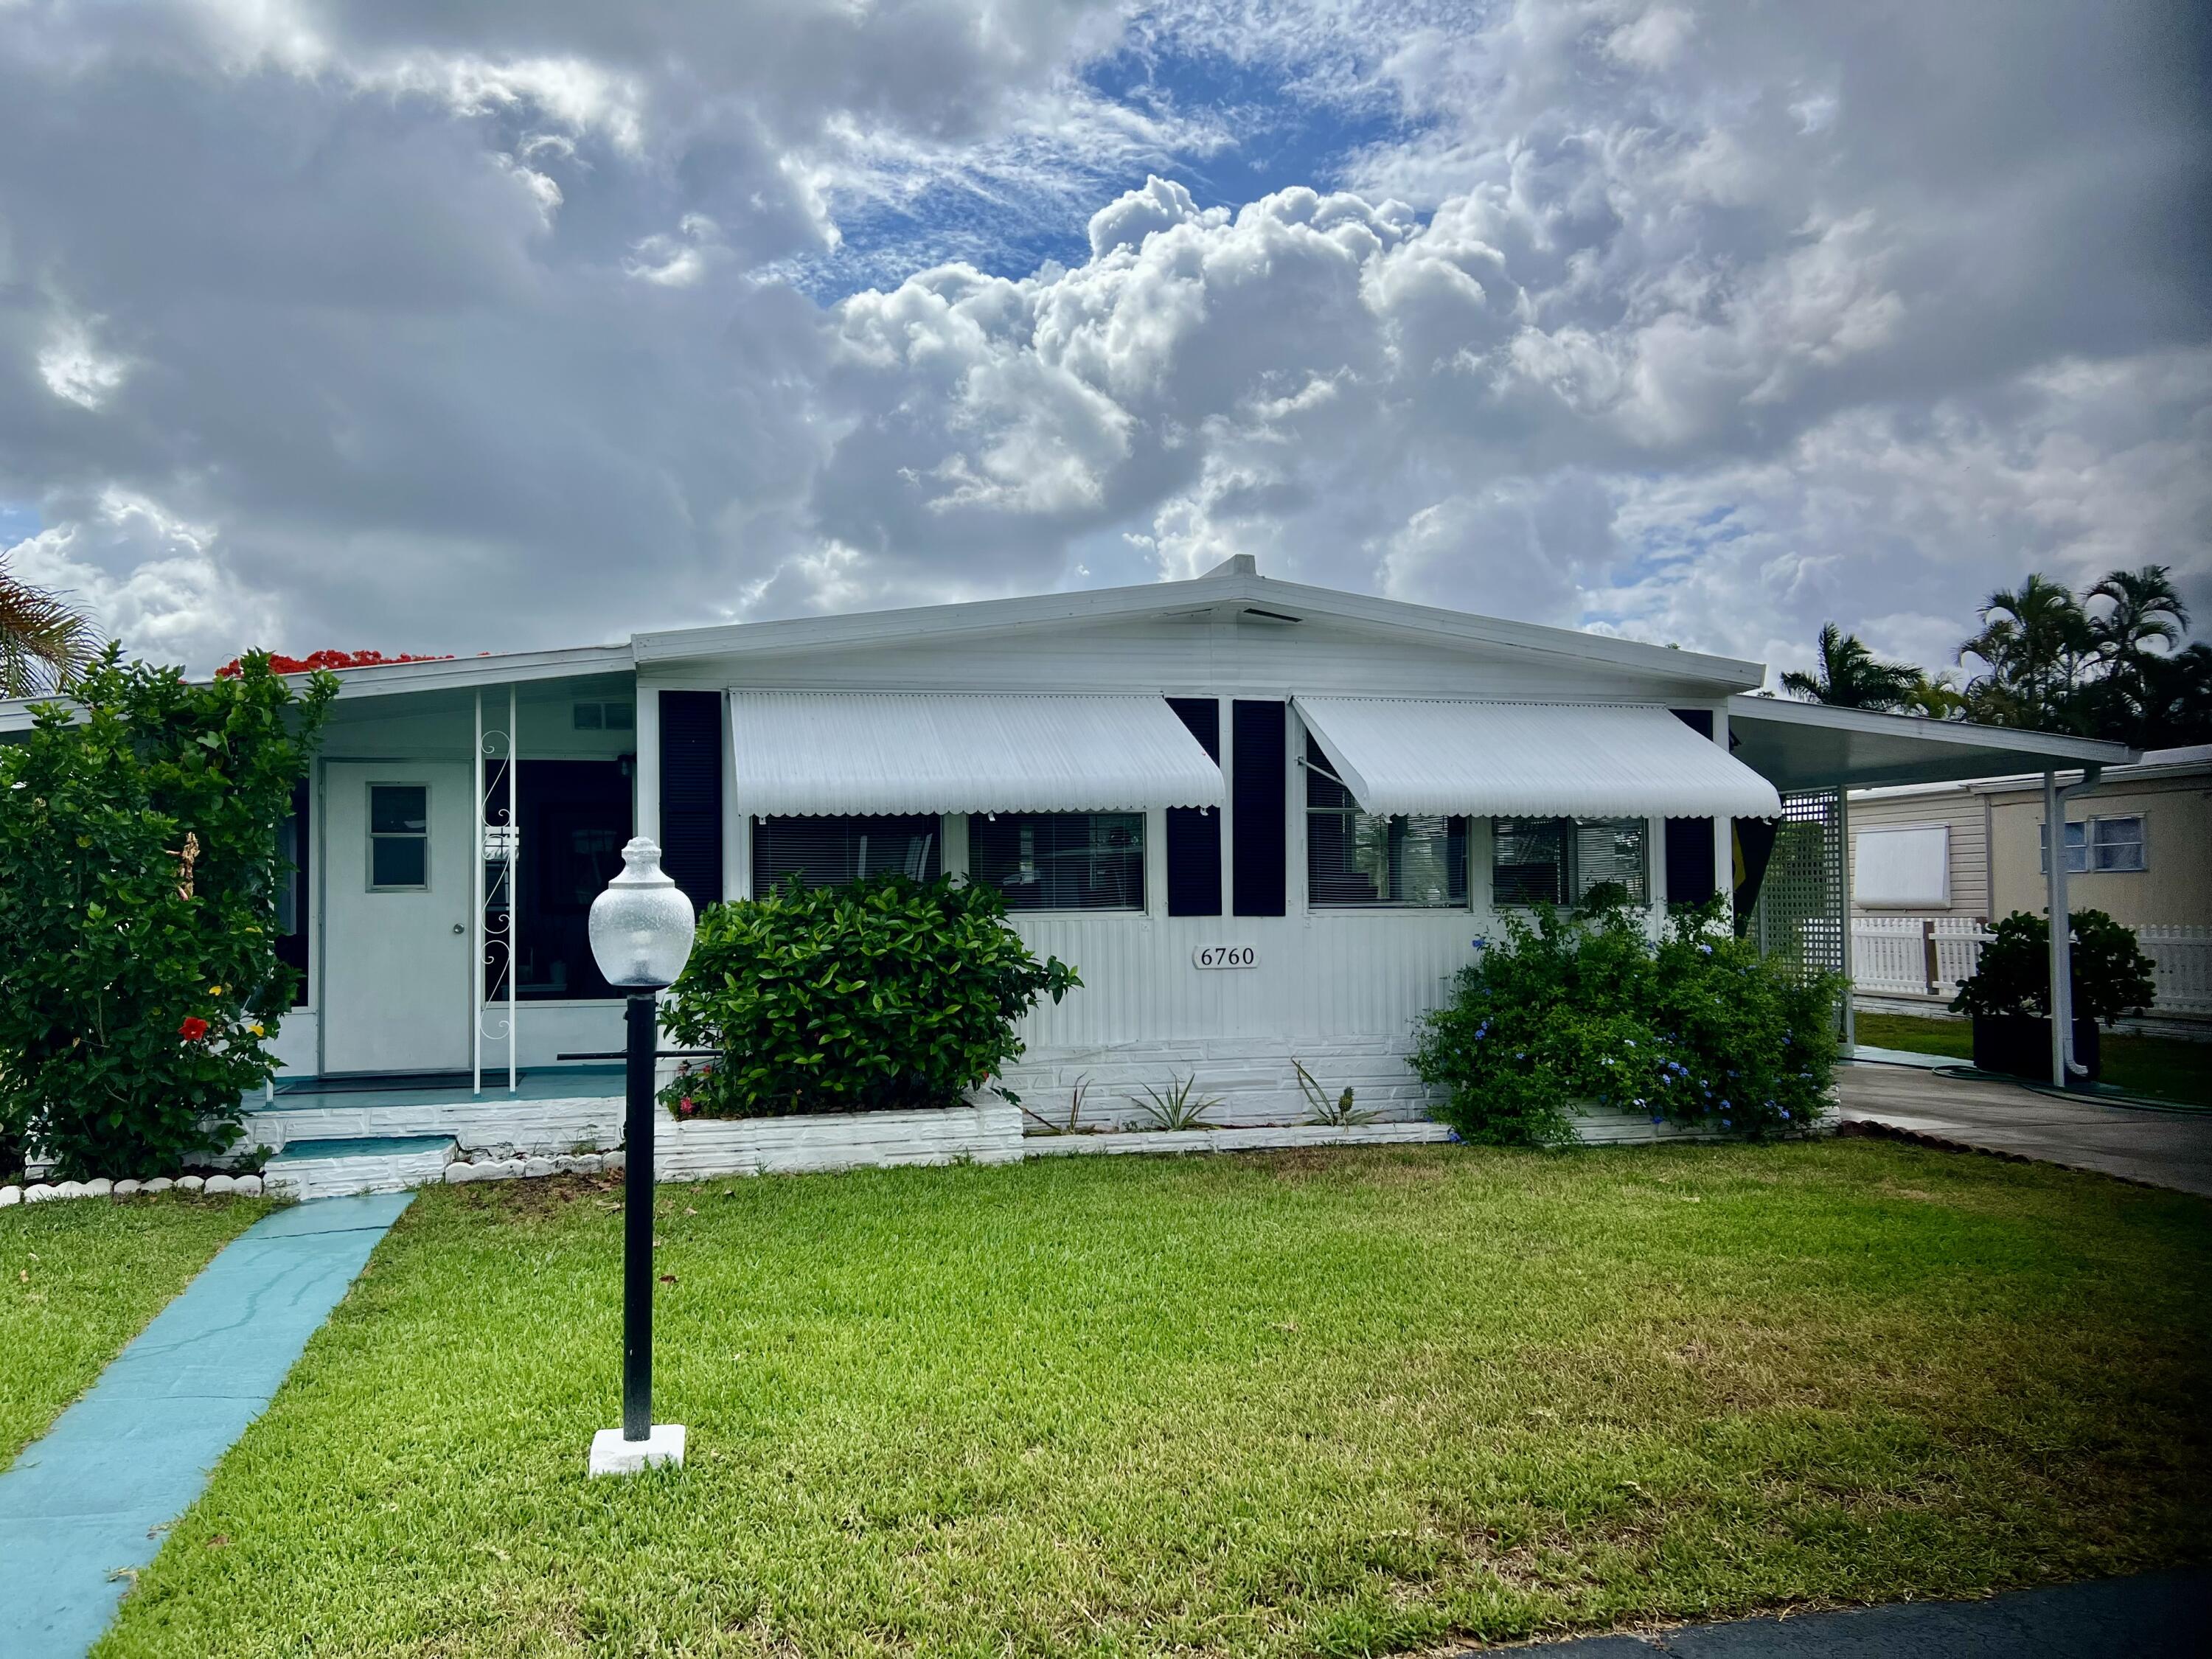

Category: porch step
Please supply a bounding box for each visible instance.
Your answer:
[263,1135,456,1201]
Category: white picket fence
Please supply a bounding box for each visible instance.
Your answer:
[1850,917,2212,1016]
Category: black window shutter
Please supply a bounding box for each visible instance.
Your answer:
[1669,708,1714,739]
[1164,698,1222,917]
[1665,711,1717,904]
[658,690,723,911]
[1231,700,1287,917]
[1665,818,1717,904]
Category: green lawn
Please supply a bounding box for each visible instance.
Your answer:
[1855,1011,2212,1105]
[2,1194,274,1462]
[102,1144,2211,1658]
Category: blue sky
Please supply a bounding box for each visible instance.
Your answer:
[793,29,1428,295]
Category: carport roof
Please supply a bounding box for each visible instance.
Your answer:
[1726,695,2134,793]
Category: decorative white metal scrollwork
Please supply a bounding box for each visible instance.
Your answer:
[474,688,520,1091]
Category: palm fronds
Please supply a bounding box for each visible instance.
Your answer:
[0,553,102,698]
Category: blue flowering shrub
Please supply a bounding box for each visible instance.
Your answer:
[1410,900,1843,1147]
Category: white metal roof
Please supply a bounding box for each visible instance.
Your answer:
[728,691,1225,815]
[1725,696,2135,791]
[641,559,1767,690]
[1294,698,1785,819]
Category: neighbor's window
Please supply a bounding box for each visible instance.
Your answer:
[2042,815,2146,874]
[1492,817,1649,907]
[2093,815,2146,872]
[753,814,942,892]
[969,813,1143,911]
[1305,739,1466,907]
[368,784,430,890]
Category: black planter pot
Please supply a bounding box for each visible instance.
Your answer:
[1970,1012,2101,1084]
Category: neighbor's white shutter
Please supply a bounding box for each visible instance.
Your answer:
[1854,824,1950,906]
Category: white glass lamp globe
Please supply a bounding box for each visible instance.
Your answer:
[588,836,698,990]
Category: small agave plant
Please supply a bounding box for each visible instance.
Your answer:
[1128,1076,1222,1133]
[1020,1077,1091,1135]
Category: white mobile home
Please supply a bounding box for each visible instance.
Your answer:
[0,559,2132,1178]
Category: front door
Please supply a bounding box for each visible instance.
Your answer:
[321,762,475,1074]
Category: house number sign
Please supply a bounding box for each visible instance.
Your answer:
[1192,945,1259,969]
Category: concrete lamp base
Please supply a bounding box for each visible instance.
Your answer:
[588,1424,686,1477]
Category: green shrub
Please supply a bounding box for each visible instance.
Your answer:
[0,649,336,1178]
[658,873,1079,1118]
[1950,908,2155,1025]
[1410,900,1843,1147]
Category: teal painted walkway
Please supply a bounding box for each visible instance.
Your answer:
[0,1192,413,1658]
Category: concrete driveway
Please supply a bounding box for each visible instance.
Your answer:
[1834,1060,2212,1199]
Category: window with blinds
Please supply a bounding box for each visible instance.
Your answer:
[1492,816,1649,907]
[970,813,1144,911]
[1304,740,1467,907]
[753,815,942,892]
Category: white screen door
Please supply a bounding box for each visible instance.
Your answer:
[321,762,475,1074]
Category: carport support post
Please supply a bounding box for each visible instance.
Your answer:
[2042,765,2103,1091]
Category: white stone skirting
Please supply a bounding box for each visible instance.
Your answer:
[1027,1121,1453,1158]
[1,1174,265,1206]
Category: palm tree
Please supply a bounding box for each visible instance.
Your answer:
[2083,565,2190,742]
[0,553,100,698]
[1899,670,1966,720]
[2135,641,2212,748]
[1957,574,2093,732]
[1781,622,1926,711]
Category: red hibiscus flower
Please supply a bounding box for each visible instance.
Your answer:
[178,1016,211,1041]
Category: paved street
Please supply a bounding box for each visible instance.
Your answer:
[1487,1570,2208,1656]
[1834,1060,2212,1199]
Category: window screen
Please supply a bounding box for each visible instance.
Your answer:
[970,813,1143,911]
[2093,815,2145,872]
[1492,816,1648,907]
[368,784,429,890]
[274,780,310,1007]
[2039,820,2089,874]
[753,815,941,891]
[1305,740,1465,907]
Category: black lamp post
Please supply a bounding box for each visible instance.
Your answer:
[584,835,696,1477]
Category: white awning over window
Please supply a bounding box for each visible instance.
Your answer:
[728,691,1225,816]
[1293,698,1784,819]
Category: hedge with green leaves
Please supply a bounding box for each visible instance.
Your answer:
[0,650,336,1178]
[1950,908,2154,1025]
[659,874,1079,1119]
[1411,900,1843,1147]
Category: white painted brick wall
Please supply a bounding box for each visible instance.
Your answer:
[243,1094,625,1158]
[264,1142,454,1201]
[658,1101,1025,1182]
[993,1034,1446,1131]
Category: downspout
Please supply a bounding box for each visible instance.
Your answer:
[2043,764,2103,1089]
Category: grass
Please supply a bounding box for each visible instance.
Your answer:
[102,1144,2210,1658]
[1855,1011,2212,1105]
[2,1194,273,1462]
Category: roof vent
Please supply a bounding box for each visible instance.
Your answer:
[1204,554,1257,578]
